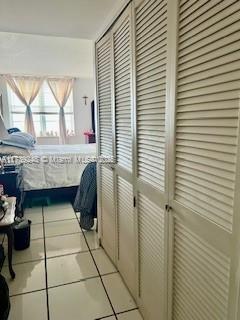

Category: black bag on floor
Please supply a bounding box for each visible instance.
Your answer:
[0,274,10,320]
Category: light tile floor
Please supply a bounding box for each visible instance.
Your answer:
[1,202,143,320]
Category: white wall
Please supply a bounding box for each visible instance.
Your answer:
[0,32,95,144]
[73,78,95,143]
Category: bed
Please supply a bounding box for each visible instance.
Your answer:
[22,144,96,191]
[0,130,96,203]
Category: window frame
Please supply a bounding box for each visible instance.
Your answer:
[7,81,75,137]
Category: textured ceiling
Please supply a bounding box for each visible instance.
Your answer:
[0,0,126,39]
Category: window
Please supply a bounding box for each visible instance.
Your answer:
[8,81,75,137]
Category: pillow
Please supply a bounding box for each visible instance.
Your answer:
[1,132,36,149]
[0,145,30,156]
[7,128,21,134]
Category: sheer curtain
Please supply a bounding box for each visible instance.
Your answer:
[47,78,74,144]
[0,114,9,139]
[4,75,44,138]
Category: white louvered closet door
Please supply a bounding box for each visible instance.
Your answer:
[134,0,168,319]
[96,34,116,262]
[112,5,136,298]
[168,1,240,319]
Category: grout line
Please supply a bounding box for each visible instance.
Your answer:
[3,257,45,267]
[44,232,84,239]
[42,205,50,320]
[94,315,116,320]
[116,308,139,315]
[10,288,46,298]
[25,221,43,226]
[73,210,118,319]
[44,231,82,239]
[48,275,101,290]
[46,249,90,260]
[44,217,77,224]
[29,236,44,241]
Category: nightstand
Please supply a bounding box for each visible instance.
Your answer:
[0,166,24,217]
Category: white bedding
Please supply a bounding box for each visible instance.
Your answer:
[22,144,96,191]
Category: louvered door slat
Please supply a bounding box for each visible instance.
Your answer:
[114,17,132,172]
[179,0,236,36]
[97,36,113,158]
[180,2,240,44]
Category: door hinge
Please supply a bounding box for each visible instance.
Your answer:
[133,196,136,208]
[165,204,172,212]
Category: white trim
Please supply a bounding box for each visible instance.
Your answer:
[95,0,132,43]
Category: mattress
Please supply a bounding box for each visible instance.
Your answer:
[22,144,96,191]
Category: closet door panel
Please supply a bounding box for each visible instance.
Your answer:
[134,0,168,319]
[96,34,113,158]
[113,8,132,173]
[138,193,165,320]
[169,1,240,319]
[112,5,136,298]
[172,220,230,320]
[96,34,116,263]
[100,166,116,262]
[135,0,167,193]
[116,176,135,296]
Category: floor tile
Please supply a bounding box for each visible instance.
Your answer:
[48,277,113,320]
[31,223,44,240]
[9,290,47,320]
[45,233,88,258]
[103,317,116,320]
[47,251,98,287]
[84,230,100,249]
[44,204,76,222]
[44,219,80,238]
[24,207,43,225]
[92,248,116,275]
[117,310,143,320]
[2,260,46,295]
[4,238,44,265]
[44,202,72,211]
[102,273,136,313]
